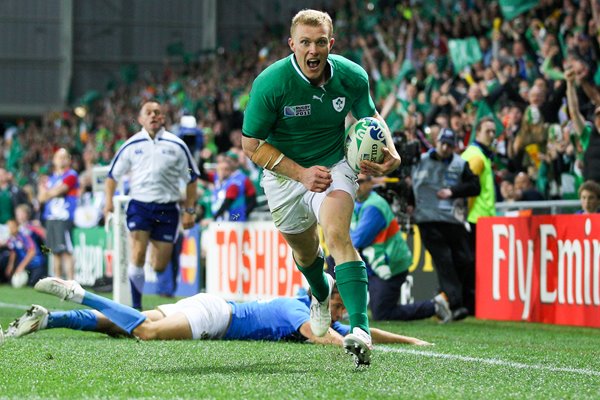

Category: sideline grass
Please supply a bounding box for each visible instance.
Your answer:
[1,286,599,399]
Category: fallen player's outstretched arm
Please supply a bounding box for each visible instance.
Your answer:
[299,322,344,346]
[370,327,433,346]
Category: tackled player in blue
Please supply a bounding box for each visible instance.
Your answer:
[3,277,431,364]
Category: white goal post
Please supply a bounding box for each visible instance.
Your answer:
[93,165,131,305]
[106,195,132,305]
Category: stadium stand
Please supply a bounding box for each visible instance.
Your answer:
[1,0,599,287]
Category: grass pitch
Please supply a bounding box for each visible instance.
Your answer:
[1,286,599,399]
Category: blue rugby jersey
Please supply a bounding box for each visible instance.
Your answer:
[224,295,350,341]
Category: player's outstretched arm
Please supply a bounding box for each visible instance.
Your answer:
[299,322,344,346]
[241,136,332,192]
[370,327,433,346]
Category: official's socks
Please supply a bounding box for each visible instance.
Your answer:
[296,249,330,302]
[81,291,146,334]
[128,263,145,310]
[335,260,370,334]
[47,310,98,331]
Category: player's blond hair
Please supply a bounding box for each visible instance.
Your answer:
[290,9,333,38]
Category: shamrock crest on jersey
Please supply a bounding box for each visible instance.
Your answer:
[332,97,345,112]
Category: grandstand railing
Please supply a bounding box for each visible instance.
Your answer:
[496,200,580,215]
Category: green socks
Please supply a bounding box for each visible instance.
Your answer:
[296,251,330,302]
[335,260,370,334]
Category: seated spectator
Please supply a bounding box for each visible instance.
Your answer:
[341,174,452,323]
[3,219,46,286]
[513,85,548,178]
[514,172,545,201]
[499,174,518,203]
[209,153,252,222]
[0,167,15,224]
[576,180,600,214]
[74,173,103,228]
[15,204,46,250]
[565,66,600,185]
[178,114,203,159]
[224,150,257,218]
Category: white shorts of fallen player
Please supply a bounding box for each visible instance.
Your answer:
[157,294,232,340]
[261,159,358,234]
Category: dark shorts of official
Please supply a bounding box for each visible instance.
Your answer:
[126,199,179,243]
[44,219,74,254]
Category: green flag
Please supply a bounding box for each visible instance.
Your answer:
[396,59,415,82]
[499,0,539,21]
[448,37,482,74]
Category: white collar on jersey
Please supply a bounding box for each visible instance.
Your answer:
[141,127,165,140]
[289,54,334,86]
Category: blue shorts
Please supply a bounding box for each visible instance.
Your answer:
[126,199,179,243]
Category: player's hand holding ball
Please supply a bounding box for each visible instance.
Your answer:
[360,147,401,177]
[345,117,401,176]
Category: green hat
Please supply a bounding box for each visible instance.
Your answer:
[225,150,239,161]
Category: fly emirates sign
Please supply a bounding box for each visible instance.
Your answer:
[477,215,600,328]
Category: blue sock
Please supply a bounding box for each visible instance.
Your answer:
[47,310,98,331]
[82,291,146,334]
[128,264,145,310]
[129,280,143,310]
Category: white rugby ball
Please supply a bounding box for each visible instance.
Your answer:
[11,271,28,288]
[345,117,387,173]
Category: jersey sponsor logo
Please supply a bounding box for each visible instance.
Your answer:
[161,149,176,156]
[312,93,325,103]
[332,97,346,112]
[283,104,311,117]
[134,148,144,155]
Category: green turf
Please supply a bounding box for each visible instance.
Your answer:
[1,285,599,399]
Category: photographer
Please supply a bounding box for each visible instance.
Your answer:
[411,129,480,320]
[327,174,452,323]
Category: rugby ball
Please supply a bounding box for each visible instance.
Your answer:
[345,117,387,173]
[11,271,28,289]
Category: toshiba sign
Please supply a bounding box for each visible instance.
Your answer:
[476,215,600,328]
[205,222,304,301]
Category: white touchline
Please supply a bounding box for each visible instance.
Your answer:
[0,302,34,311]
[378,346,600,377]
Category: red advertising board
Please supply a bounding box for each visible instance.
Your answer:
[476,214,600,328]
[205,222,304,301]
[205,222,442,302]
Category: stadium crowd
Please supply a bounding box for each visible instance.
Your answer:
[1,0,599,298]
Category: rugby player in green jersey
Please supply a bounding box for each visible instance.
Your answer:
[241,9,401,366]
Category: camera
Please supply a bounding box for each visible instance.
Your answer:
[373,130,422,232]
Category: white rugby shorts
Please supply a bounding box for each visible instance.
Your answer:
[157,294,232,340]
[261,160,358,234]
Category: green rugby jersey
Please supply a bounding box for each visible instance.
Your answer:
[242,53,376,168]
